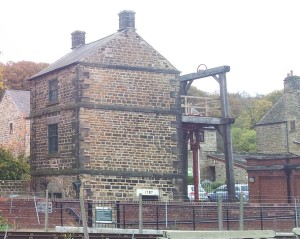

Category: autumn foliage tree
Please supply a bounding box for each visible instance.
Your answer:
[0,61,48,90]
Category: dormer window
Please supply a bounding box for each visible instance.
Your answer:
[49,79,58,102]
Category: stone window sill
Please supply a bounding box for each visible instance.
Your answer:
[46,152,60,158]
[47,100,59,106]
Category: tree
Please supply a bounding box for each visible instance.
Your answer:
[235,98,272,129]
[0,147,30,180]
[231,127,256,152]
[263,90,283,104]
[1,61,48,90]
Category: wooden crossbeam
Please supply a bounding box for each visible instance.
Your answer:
[180,65,230,82]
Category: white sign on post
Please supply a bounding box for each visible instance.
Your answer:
[37,201,52,213]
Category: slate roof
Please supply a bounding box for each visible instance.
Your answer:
[30,32,120,79]
[255,96,285,125]
[6,90,30,117]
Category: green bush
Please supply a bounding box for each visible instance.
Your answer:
[0,147,30,180]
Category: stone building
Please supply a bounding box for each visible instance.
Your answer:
[206,153,248,183]
[247,71,300,203]
[0,90,30,156]
[256,71,300,155]
[28,11,183,200]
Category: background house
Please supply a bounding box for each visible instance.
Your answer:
[256,71,300,155]
[206,153,248,183]
[247,71,300,203]
[0,90,30,156]
[29,10,183,200]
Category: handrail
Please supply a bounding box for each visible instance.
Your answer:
[66,207,82,226]
[181,95,221,117]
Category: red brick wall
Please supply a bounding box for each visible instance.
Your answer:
[0,199,297,232]
[247,157,300,203]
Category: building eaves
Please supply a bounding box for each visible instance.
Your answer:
[29,32,121,80]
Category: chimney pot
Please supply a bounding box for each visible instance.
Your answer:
[71,30,86,49]
[118,10,136,31]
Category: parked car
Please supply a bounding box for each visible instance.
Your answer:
[188,185,209,201]
[207,184,249,202]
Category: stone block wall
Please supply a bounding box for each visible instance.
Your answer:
[0,180,30,197]
[206,156,247,183]
[0,92,30,156]
[256,123,287,153]
[30,27,182,200]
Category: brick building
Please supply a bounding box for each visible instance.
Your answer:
[247,154,300,203]
[0,90,30,156]
[28,11,183,200]
[256,71,300,155]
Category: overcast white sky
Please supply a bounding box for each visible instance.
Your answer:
[1,0,300,95]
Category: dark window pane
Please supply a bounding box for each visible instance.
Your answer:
[48,124,58,153]
[49,79,58,102]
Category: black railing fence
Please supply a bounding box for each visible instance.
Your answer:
[1,196,299,231]
[53,197,300,232]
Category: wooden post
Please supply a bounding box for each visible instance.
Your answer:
[80,186,89,239]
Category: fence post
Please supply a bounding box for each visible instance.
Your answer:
[123,205,126,229]
[116,201,120,228]
[156,206,159,230]
[45,190,48,232]
[260,208,263,230]
[226,208,229,230]
[87,200,93,228]
[295,197,299,228]
[218,194,223,230]
[60,203,63,226]
[165,198,168,228]
[239,193,244,230]
[193,207,196,230]
[139,193,143,234]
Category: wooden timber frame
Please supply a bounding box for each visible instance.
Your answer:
[180,65,236,202]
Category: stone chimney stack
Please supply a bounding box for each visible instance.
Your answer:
[284,70,300,93]
[71,30,86,49]
[118,10,136,31]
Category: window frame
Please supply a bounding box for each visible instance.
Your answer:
[49,79,58,103]
[48,123,58,153]
[9,123,13,134]
[290,120,296,132]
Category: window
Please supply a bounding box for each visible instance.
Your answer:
[199,130,205,142]
[290,120,296,132]
[9,123,13,134]
[49,79,58,102]
[48,124,58,153]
